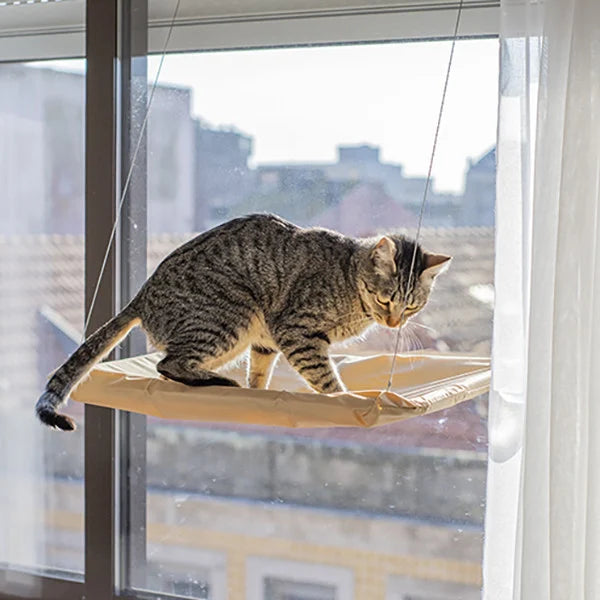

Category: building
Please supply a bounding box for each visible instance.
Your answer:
[244,166,347,227]
[0,65,196,235]
[194,123,254,229]
[146,84,196,233]
[461,148,496,226]
[0,65,496,238]
[0,64,84,234]
[255,144,468,231]
[316,182,418,236]
[326,144,405,202]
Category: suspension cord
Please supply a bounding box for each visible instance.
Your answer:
[384,0,464,393]
[83,0,182,340]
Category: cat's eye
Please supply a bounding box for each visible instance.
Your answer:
[405,303,419,312]
[375,296,391,308]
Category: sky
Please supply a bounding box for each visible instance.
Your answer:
[44,38,498,194]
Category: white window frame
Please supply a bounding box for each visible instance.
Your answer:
[0,0,499,62]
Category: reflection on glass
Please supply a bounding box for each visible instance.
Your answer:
[0,62,85,572]
[139,40,496,599]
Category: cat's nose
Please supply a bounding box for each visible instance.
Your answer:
[386,315,401,328]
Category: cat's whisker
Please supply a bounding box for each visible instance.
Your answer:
[399,325,422,353]
[399,330,409,353]
[413,328,425,352]
[412,330,425,352]
[408,320,436,333]
[399,328,411,352]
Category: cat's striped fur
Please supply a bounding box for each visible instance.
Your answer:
[36,214,450,431]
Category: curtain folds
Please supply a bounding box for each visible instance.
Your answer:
[485,0,600,598]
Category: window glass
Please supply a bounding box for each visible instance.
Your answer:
[0,61,85,573]
[136,40,497,599]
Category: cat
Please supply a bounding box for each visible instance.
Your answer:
[36,214,450,431]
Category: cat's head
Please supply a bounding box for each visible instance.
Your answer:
[358,235,451,329]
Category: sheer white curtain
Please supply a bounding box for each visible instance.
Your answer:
[485,0,600,598]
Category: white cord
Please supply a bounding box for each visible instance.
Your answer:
[385,0,464,393]
[83,0,182,340]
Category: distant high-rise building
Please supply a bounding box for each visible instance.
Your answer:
[337,144,380,163]
[317,181,418,237]
[146,85,196,234]
[252,144,471,232]
[327,144,406,203]
[194,123,253,229]
[0,65,84,234]
[0,65,196,235]
[462,148,496,226]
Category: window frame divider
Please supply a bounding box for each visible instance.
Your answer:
[84,0,150,598]
[117,0,149,592]
[83,1,120,599]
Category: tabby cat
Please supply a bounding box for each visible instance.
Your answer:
[36,214,450,431]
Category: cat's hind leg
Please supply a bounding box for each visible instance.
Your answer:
[156,325,243,387]
[157,352,240,387]
[248,345,278,389]
[151,291,258,388]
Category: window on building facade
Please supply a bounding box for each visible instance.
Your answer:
[387,574,483,600]
[264,577,337,600]
[246,557,353,600]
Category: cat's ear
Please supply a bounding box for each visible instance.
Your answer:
[371,237,397,274]
[422,252,451,279]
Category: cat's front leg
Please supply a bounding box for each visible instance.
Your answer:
[273,330,345,394]
[248,345,279,389]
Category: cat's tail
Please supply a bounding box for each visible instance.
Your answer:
[36,305,140,431]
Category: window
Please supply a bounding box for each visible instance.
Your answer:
[143,547,227,599]
[0,60,85,576]
[387,574,482,600]
[0,2,499,600]
[247,558,353,600]
[264,578,337,600]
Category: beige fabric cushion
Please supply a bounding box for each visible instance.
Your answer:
[71,352,490,428]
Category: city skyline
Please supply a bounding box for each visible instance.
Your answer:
[40,37,498,194]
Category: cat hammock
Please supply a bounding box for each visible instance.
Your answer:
[71,352,490,428]
[67,1,486,428]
